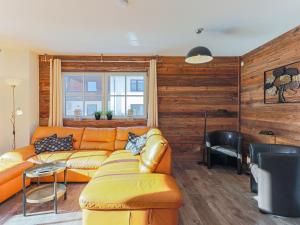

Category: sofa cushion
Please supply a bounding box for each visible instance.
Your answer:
[125,132,147,155]
[28,151,74,164]
[80,128,116,151]
[31,127,84,149]
[115,127,149,150]
[34,134,57,154]
[47,135,74,152]
[66,150,110,169]
[79,173,182,210]
[139,133,168,173]
[0,159,32,185]
[93,150,140,179]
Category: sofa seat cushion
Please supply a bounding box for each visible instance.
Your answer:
[66,150,111,169]
[79,173,182,210]
[0,159,32,185]
[103,150,139,162]
[93,150,140,179]
[28,151,75,164]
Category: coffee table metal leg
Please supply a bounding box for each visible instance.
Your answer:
[54,172,57,214]
[22,172,26,216]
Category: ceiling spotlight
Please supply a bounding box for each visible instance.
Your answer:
[127,32,140,46]
[117,0,129,7]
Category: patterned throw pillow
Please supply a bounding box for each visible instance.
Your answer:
[47,135,74,152]
[125,132,147,155]
[34,134,57,154]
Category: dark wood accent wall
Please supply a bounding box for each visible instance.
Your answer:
[39,55,239,159]
[241,26,300,151]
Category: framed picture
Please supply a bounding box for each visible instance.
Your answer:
[264,61,300,104]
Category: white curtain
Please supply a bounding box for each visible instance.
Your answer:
[48,59,63,127]
[147,59,158,127]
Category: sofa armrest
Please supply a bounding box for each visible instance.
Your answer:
[1,145,36,161]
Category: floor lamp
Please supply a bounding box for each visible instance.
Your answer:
[5,78,23,150]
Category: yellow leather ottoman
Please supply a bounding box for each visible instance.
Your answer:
[0,158,32,203]
[79,173,182,225]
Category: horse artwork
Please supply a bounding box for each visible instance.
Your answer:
[264,61,300,104]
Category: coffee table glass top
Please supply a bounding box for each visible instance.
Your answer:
[25,162,66,178]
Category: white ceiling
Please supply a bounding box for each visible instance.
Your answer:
[0,0,299,56]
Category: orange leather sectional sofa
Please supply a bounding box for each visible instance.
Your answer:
[0,126,182,225]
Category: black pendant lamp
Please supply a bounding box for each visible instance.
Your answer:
[185,28,213,64]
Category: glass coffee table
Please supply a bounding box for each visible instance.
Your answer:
[22,162,67,216]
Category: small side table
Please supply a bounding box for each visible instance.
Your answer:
[22,162,67,216]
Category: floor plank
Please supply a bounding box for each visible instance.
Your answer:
[0,160,300,225]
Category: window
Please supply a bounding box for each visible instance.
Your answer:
[130,79,144,92]
[63,72,147,118]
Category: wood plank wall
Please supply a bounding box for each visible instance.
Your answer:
[39,55,239,160]
[157,57,239,159]
[241,25,300,151]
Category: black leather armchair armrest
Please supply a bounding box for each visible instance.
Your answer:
[205,132,212,148]
[236,135,243,157]
[249,143,271,164]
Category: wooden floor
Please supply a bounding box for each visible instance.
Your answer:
[1,160,300,225]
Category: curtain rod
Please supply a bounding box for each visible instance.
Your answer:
[59,59,152,63]
[40,54,161,63]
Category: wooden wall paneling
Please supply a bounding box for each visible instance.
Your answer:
[39,55,239,160]
[157,56,239,160]
[241,25,300,153]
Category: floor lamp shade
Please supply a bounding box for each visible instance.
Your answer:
[5,78,22,87]
[185,46,213,64]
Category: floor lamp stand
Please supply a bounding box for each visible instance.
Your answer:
[9,85,17,150]
[198,111,207,165]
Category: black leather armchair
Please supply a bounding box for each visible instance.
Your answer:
[249,143,300,217]
[206,131,243,174]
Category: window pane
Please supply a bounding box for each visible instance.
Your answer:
[65,75,83,93]
[127,76,145,95]
[108,96,126,117]
[84,94,102,116]
[85,101,101,116]
[65,96,84,116]
[108,76,125,95]
[85,75,102,95]
[127,96,144,116]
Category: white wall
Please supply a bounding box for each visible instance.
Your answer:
[0,49,39,154]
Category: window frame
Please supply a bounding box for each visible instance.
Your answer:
[62,72,148,119]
